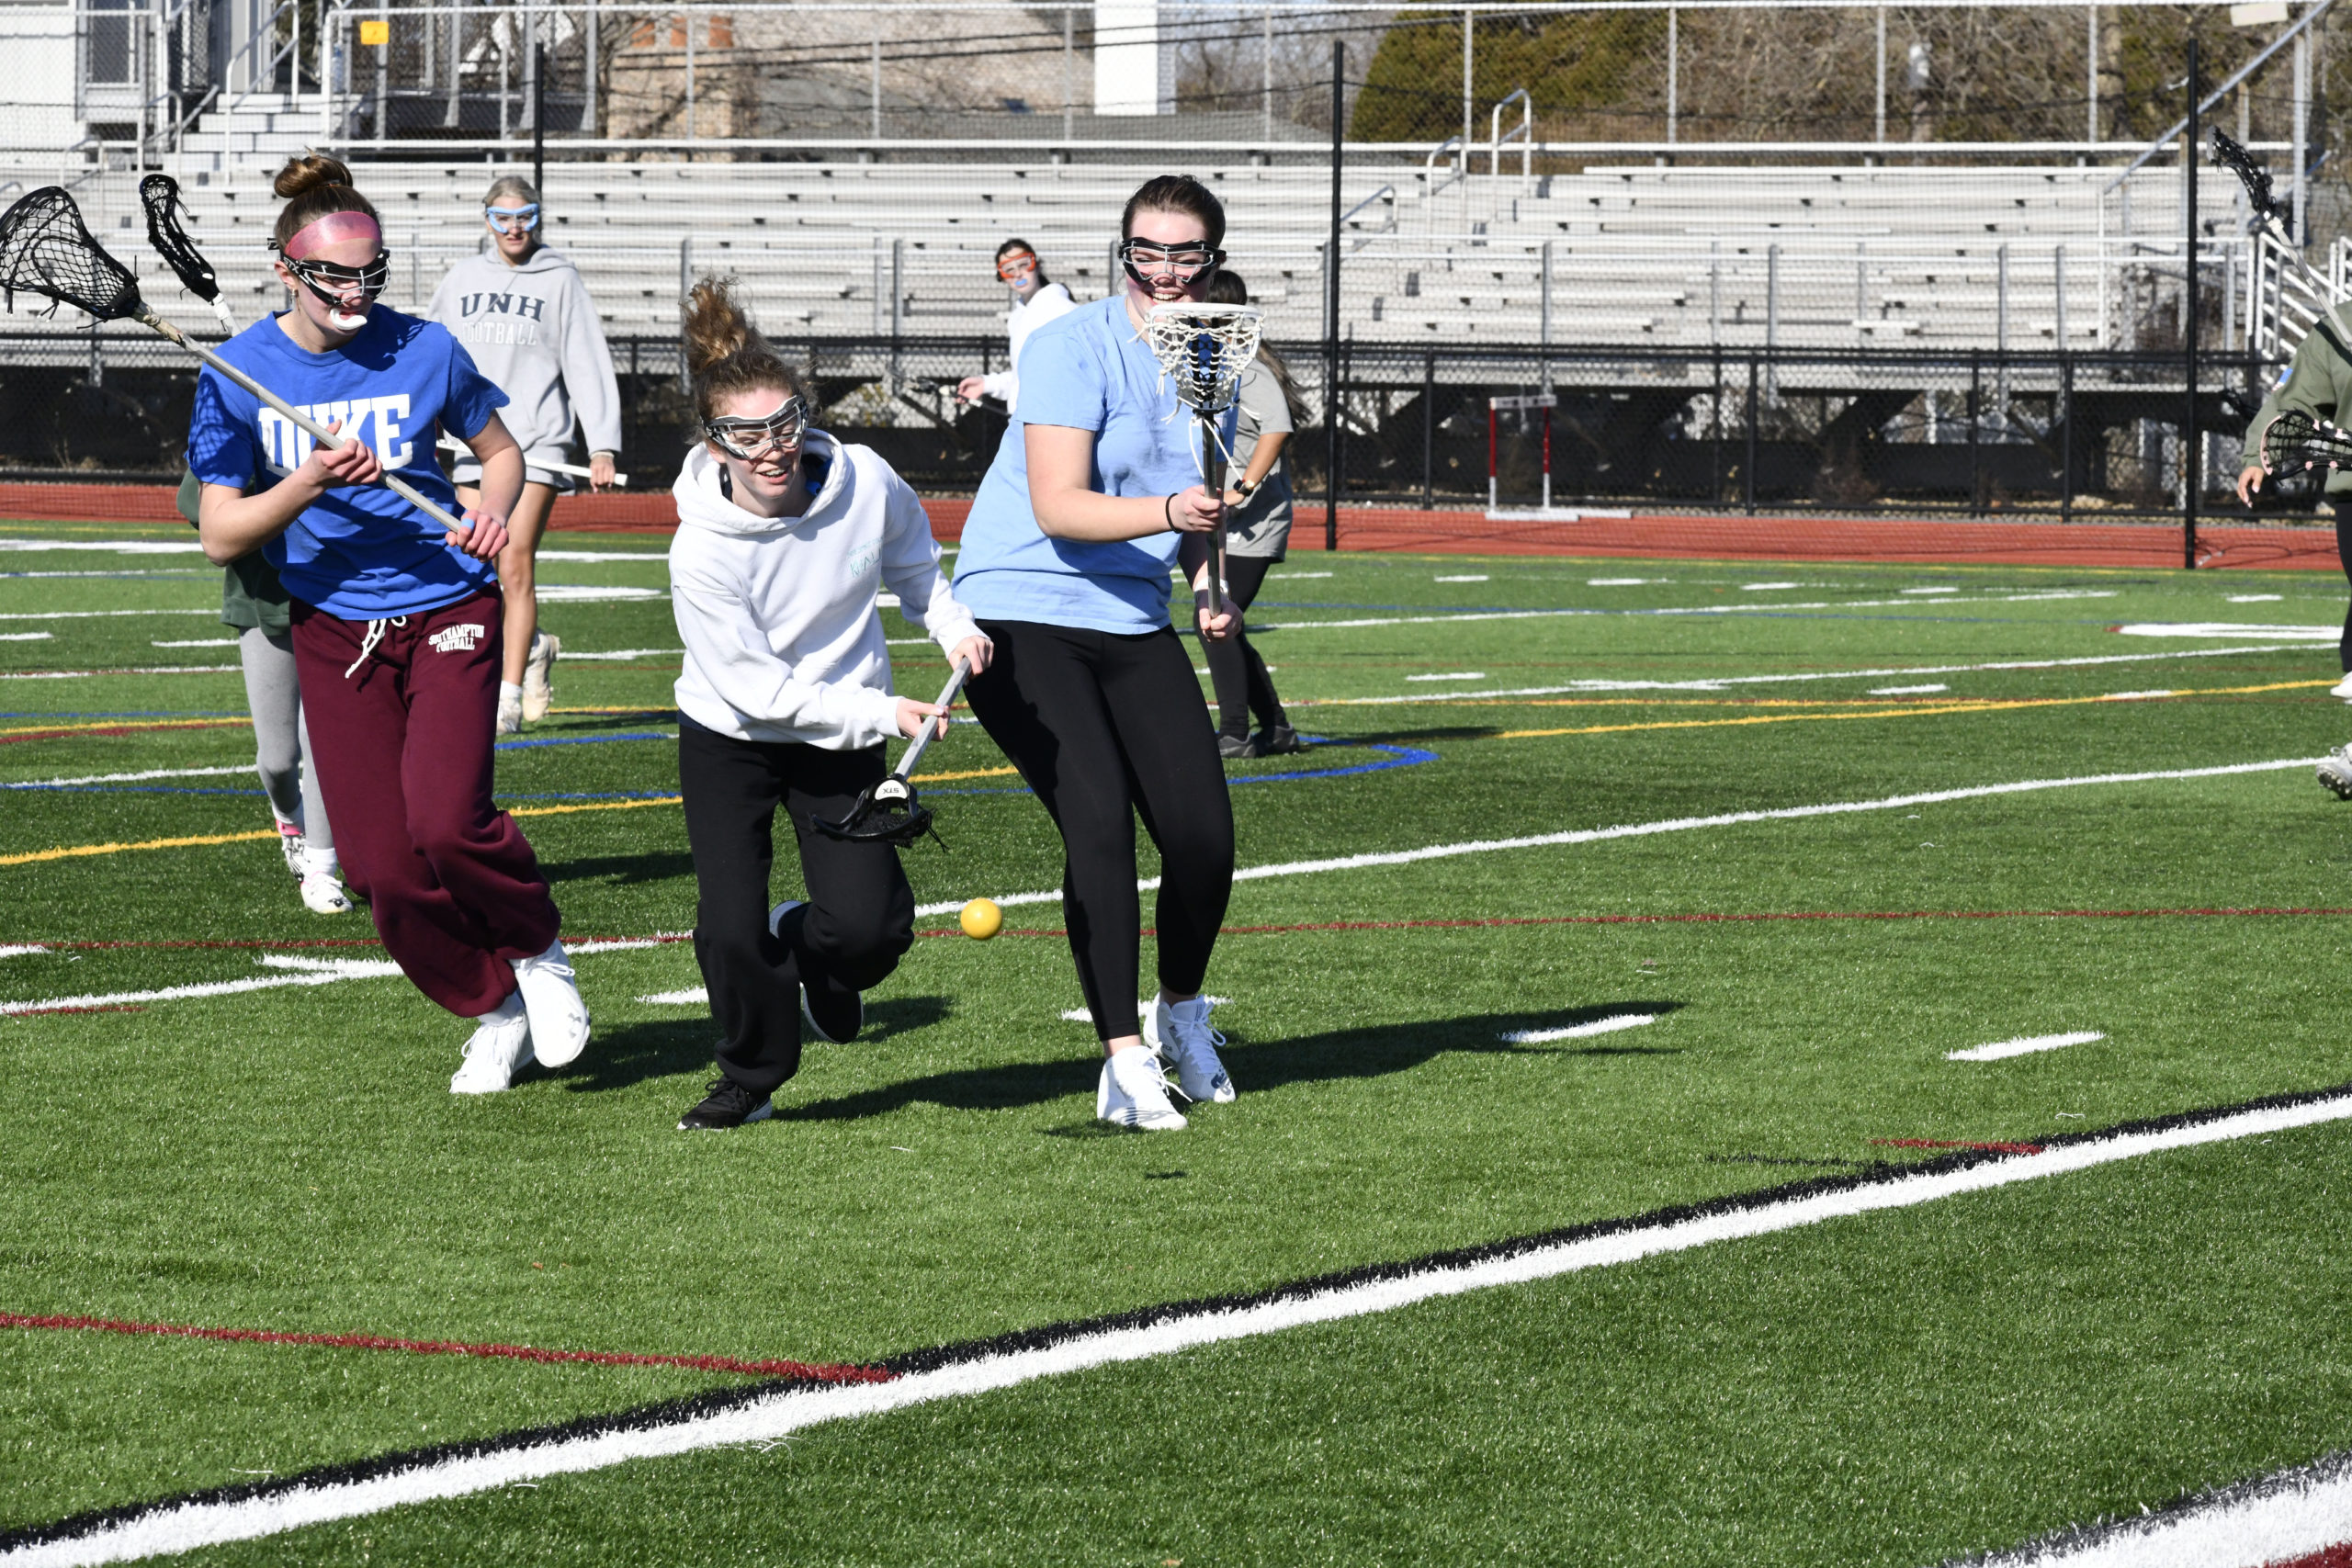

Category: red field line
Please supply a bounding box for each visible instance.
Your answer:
[903,907,2352,942]
[16,483,2336,567]
[1872,1137,2046,1156]
[0,1310,894,1383]
[2270,1544,2352,1567]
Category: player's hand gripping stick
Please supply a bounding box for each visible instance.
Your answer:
[812,659,972,847]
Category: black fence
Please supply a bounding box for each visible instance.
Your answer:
[0,332,2295,528]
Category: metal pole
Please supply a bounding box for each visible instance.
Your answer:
[1327,41,1344,552]
[376,0,390,141]
[1063,7,1074,145]
[2061,351,2075,523]
[1539,238,1553,389]
[684,11,695,145]
[1875,7,1886,145]
[586,0,599,138]
[2055,243,2067,348]
[1744,354,1758,514]
[2293,27,2310,246]
[532,41,545,193]
[1667,6,1678,146]
[1421,350,1434,509]
[2086,6,2098,145]
[1262,8,1272,142]
[871,23,881,142]
[2185,34,2200,570]
[1460,7,1473,175]
[678,235,693,393]
[1968,352,1982,515]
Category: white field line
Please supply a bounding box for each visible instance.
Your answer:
[567,937,679,955]
[15,1093,2349,1568]
[1287,645,2317,706]
[1871,684,1950,695]
[0,959,401,1017]
[148,639,235,649]
[1253,588,2116,634]
[529,586,665,604]
[2114,622,2336,640]
[559,649,684,662]
[3,766,252,790]
[0,632,53,642]
[1406,671,1487,682]
[0,541,204,555]
[2225,593,2286,603]
[1949,1031,2105,1063]
[532,551,673,563]
[1500,1013,1657,1043]
[0,945,46,959]
[637,987,708,1006]
[1970,1462,2352,1567]
[911,757,2319,919]
[1058,997,1231,1024]
[0,667,238,682]
[0,611,215,624]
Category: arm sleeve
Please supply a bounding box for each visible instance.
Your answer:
[560,273,625,454]
[876,468,983,655]
[442,335,511,442]
[2244,332,2342,468]
[1007,320,1108,433]
[187,370,260,489]
[980,368,1014,400]
[670,562,904,748]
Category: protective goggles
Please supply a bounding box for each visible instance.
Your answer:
[280,249,392,307]
[996,252,1038,282]
[485,204,541,233]
[703,396,808,460]
[1119,237,1223,288]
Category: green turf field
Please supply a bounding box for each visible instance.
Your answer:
[4,521,2351,1563]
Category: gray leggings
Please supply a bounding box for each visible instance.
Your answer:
[239,626,333,854]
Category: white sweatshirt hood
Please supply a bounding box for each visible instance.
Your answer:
[668,431,980,750]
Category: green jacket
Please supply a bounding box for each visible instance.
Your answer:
[2243,314,2352,496]
[175,468,292,635]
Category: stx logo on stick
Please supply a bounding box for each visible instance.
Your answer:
[254,395,414,475]
[427,624,487,654]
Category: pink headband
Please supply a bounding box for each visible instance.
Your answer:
[283,209,381,259]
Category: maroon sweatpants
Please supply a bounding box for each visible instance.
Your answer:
[290,591,561,1018]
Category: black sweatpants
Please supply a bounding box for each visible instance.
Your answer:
[1200,554,1289,739]
[964,619,1235,1040]
[2336,510,2352,672]
[677,716,916,1093]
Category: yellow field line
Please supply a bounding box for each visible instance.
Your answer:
[910,765,1020,783]
[0,716,251,739]
[1495,679,2332,739]
[507,795,682,818]
[0,828,278,868]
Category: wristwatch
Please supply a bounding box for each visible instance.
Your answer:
[1232,479,1259,499]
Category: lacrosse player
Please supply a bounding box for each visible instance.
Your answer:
[953,238,1078,419]
[2238,321,2352,705]
[669,277,988,1131]
[427,175,624,735]
[952,175,1243,1133]
[186,153,590,1096]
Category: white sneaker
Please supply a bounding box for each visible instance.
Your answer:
[770,899,861,1043]
[1146,996,1237,1104]
[496,686,523,737]
[450,996,534,1094]
[1096,1043,1187,1132]
[521,632,560,723]
[277,824,305,877]
[2333,673,2352,702]
[299,871,352,915]
[2322,746,2352,800]
[510,938,591,1067]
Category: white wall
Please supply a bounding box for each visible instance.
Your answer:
[0,7,80,151]
[1093,0,1170,116]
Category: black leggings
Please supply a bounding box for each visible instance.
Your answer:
[1200,554,1289,739]
[677,717,916,1092]
[2337,511,2352,672]
[964,620,1235,1040]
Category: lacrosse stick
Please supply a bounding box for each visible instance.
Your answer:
[437,433,629,487]
[2256,408,2352,476]
[1140,301,1263,601]
[139,174,235,336]
[2213,129,2343,321]
[812,658,971,848]
[0,185,475,538]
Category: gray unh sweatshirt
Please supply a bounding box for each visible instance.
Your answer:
[426,247,622,485]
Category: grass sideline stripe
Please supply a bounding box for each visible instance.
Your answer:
[0,1313,890,1385]
[1946,1445,2352,1567]
[910,756,2323,918]
[6,1082,2348,1567]
[1499,1013,1656,1043]
[1949,1032,2106,1063]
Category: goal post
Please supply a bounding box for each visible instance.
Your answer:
[1488,391,1555,516]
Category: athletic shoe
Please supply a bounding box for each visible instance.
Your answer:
[1254,724,1306,756]
[510,938,591,1067]
[1097,1043,1187,1132]
[521,632,561,723]
[769,899,863,1043]
[495,686,524,737]
[2334,673,2352,703]
[277,823,305,877]
[450,997,534,1094]
[1217,733,1261,760]
[1145,995,1237,1104]
[2321,746,2352,800]
[677,1076,774,1130]
[299,871,352,916]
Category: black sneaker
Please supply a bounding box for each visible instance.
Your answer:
[1254,724,1306,755]
[799,981,863,1044]
[677,1076,774,1130]
[1217,732,1261,760]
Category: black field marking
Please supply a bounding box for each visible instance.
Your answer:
[6,1079,2347,1558]
[1935,1445,2352,1566]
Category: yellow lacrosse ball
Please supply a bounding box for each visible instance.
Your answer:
[959,897,1003,941]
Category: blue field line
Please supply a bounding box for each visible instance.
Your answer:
[0,711,244,719]
[493,730,674,750]
[924,739,1438,796]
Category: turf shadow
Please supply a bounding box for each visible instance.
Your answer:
[768,1000,1685,1124]
[554,996,956,1093]
[537,850,695,887]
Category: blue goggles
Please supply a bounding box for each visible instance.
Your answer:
[485,204,540,233]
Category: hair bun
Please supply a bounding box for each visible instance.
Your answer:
[273,152,355,201]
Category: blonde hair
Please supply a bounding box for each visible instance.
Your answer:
[682,276,813,424]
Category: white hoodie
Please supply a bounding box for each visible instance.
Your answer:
[670,430,980,750]
[426,246,622,479]
[978,282,1077,416]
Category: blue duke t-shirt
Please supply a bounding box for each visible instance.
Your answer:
[953,295,1237,634]
[187,308,509,619]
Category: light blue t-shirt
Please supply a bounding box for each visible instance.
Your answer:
[953,294,1236,634]
[188,308,508,619]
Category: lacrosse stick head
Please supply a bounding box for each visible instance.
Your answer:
[1141,302,1265,416]
[140,175,225,315]
[0,186,144,322]
[2259,408,2352,473]
[812,774,938,848]
[2211,128,2284,231]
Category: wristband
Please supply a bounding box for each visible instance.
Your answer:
[1233,479,1258,499]
[1164,492,1178,531]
